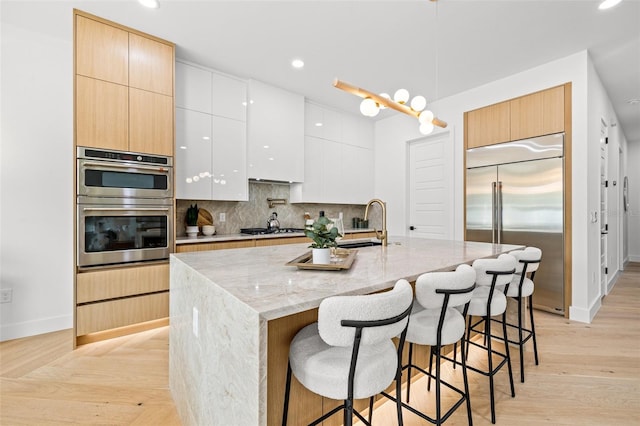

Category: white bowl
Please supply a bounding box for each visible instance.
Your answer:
[202,225,216,236]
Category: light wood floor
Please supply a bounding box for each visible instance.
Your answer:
[1,263,638,425]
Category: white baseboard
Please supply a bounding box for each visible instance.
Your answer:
[607,270,620,294]
[0,314,72,342]
[569,296,602,324]
[628,255,640,262]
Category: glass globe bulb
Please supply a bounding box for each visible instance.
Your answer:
[394,89,410,104]
[360,98,380,117]
[418,109,434,124]
[410,96,427,112]
[379,93,391,109]
[419,122,435,135]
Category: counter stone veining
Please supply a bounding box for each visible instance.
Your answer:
[175,228,375,245]
[171,236,521,320]
[169,236,522,426]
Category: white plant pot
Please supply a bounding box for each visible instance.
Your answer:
[312,248,331,265]
[186,225,199,238]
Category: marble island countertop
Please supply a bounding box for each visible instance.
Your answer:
[171,236,522,321]
[175,227,375,245]
[169,236,523,426]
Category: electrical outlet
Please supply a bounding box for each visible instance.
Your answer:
[219,212,226,222]
[192,307,199,338]
[0,288,12,303]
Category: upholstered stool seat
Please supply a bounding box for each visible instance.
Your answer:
[282,279,414,426]
[499,247,542,383]
[461,253,517,424]
[289,323,398,400]
[397,264,476,425]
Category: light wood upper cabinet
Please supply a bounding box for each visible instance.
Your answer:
[465,85,566,149]
[74,10,175,156]
[129,33,174,96]
[75,15,128,85]
[465,101,511,149]
[76,76,129,150]
[510,85,564,141]
[129,88,174,156]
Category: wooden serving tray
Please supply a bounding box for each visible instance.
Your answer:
[286,249,357,271]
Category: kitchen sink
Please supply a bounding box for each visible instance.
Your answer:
[337,240,383,249]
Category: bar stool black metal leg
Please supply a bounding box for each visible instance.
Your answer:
[434,344,442,425]
[406,343,413,402]
[517,295,525,382]
[529,294,539,365]
[427,346,435,391]
[368,396,374,425]
[486,315,496,424]
[459,334,473,426]
[282,362,292,426]
[465,316,472,361]
[502,313,516,398]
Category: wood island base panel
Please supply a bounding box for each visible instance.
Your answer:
[169,237,522,426]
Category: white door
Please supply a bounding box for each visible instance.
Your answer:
[600,120,608,296]
[408,133,453,239]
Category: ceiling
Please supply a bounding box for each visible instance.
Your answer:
[8,0,640,142]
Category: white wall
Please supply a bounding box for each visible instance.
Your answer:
[0,4,74,340]
[627,142,640,262]
[374,50,628,323]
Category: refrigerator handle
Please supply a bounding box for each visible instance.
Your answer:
[497,181,503,244]
[491,181,497,244]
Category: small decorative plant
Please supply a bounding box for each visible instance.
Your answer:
[305,216,339,249]
[185,204,199,227]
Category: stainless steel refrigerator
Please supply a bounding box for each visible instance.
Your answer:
[466,133,565,314]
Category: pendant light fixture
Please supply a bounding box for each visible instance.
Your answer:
[334,0,446,134]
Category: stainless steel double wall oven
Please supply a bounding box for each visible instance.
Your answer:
[77,147,174,268]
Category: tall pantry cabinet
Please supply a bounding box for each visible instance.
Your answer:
[73,10,175,345]
[75,11,174,156]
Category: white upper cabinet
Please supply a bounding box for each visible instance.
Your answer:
[175,108,213,200]
[175,61,248,201]
[291,101,374,204]
[211,116,247,200]
[175,61,212,114]
[342,113,374,149]
[212,73,247,122]
[247,80,304,182]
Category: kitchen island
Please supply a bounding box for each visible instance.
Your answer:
[169,237,522,426]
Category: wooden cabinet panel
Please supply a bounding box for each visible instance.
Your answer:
[255,236,309,247]
[465,101,511,149]
[176,240,256,253]
[542,85,565,135]
[76,292,169,336]
[76,263,169,303]
[75,15,128,85]
[510,85,565,141]
[76,75,128,150]
[129,88,174,156]
[129,33,174,96]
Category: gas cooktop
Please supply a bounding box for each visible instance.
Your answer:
[240,227,306,235]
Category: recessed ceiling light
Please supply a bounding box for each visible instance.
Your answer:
[598,0,622,10]
[315,122,323,127]
[138,0,160,9]
[291,58,305,69]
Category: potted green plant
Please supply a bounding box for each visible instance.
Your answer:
[305,215,340,264]
[185,204,199,238]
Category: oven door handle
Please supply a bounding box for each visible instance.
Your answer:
[82,207,172,212]
[80,161,171,173]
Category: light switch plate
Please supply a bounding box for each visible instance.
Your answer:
[219,212,226,222]
[192,307,199,338]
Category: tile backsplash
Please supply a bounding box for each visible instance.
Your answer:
[176,181,382,236]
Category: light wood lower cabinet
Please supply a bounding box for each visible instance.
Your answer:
[77,263,169,303]
[175,240,256,253]
[75,263,169,338]
[76,292,169,336]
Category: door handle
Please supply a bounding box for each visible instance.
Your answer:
[497,181,503,244]
[491,182,497,244]
[409,226,416,230]
[601,231,608,235]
